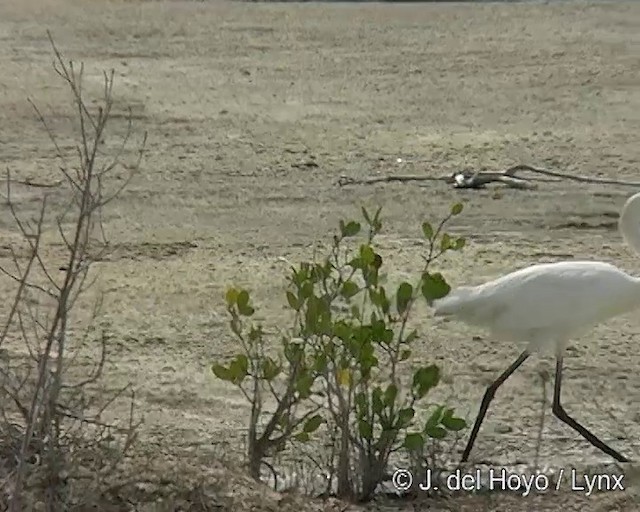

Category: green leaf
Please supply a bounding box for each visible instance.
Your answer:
[336,368,351,387]
[373,253,383,270]
[296,373,315,399]
[286,291,300,311]
[396,282,413,315]
[312,351,328,373]
[360,245,376,266]
[341,281,360,299]
[354,392,369,417]
[383,383,398,407]
[361,207,372,225]
[412,365,440,398]
[333,321,351,341]
[381,288,390,314]
[421,272,451,303]
[300,282,314,300]
[440,233,452,251]
[399,349,412,361]
[425,425,447,439]
[403,432,424,451]
[284,340,303,364]
[348,256,363,271]
[371,207,383,233]
[340,220,361,237]
[358,419,373,440]
[211,363,232,381]
[442,416,466,432]
[234,290,253,316]
[396,407,415,429]
[404,330,418,344]
[303,414,324,433]
[425,405,445,430]
[262,357,281,381]
[295,432,310,442]
[338,220,345,236]
[370,319,385,343]
[228,355,249,383]
[451,202,464,215]
[421,221,434,240]
[234,354,249,374]
[440,409,466,431]
[225,288,238,306]
[237,290,250,309]
[372,387,384,415]
[238,304,255,316]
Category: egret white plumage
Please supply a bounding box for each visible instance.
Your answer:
[433,192,640,463]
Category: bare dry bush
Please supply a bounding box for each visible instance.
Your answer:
[0,32,146,511]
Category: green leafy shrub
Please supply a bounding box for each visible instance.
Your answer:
[213,203,467,500]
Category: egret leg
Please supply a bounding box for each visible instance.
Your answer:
[461,350,530,462]
[552,357,628,462]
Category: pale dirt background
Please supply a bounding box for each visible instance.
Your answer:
[1,0,640,510]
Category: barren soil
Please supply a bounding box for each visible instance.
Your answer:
[1,0,640,510]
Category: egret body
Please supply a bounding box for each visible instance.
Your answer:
[433,192,640,463]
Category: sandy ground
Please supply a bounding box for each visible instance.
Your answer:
[1,0,640,509]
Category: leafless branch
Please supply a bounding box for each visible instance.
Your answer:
[1,31,145,511]
[338,163,640,190]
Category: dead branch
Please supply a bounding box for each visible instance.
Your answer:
[337,163,640,190]
[505,164,640,187]
[1,31,145,511]
[2,177,63,189]
[450,169,538,190]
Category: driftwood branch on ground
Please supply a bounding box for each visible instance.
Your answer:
[10,178,63,188]
[3,168,63,189]
[337,164,640,190]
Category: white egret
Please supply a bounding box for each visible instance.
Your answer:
[432,192,640,463]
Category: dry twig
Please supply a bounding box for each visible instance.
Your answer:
[1,31,146,511]
[337,163,640,190]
